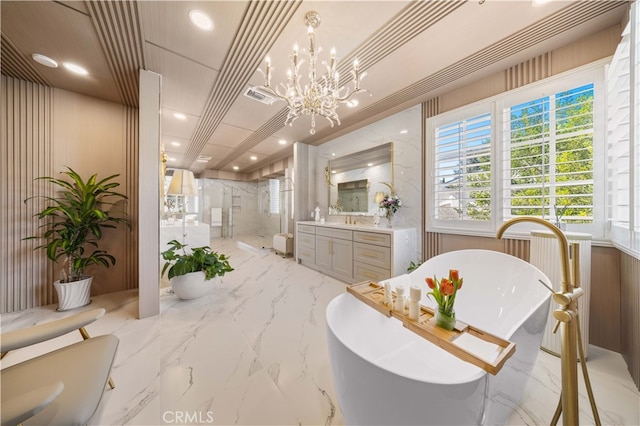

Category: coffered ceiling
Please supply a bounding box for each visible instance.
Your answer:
[1,0,628,178]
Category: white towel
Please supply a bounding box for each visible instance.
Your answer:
[210,208,222,226]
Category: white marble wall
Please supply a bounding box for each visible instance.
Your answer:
[314,105,423,260]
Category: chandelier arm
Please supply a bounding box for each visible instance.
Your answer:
[259,85,288,103]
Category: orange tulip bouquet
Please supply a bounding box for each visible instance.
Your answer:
[426,269,464,330]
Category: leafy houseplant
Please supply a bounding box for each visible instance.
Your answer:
[24,167,130,283]
[161,240,233,281]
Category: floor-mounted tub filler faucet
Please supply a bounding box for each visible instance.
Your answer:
[496,217,601,426]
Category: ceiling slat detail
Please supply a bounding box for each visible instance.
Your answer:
[87,0,145,108]
[184,1,303,169]
[0,34,50,86]
[304,0,625,146]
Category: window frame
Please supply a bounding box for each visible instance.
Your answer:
[426,61,607,240]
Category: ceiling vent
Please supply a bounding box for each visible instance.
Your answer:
[196,155,212,163]
[243,86,278,105]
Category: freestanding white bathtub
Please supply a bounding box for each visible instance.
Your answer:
[326,249,552,425]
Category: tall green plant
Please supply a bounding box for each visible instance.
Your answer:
[24,167,130,283]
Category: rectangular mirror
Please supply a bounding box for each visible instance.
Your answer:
[328,142,393,215]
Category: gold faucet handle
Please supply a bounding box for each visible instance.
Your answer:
[553,287,584,306]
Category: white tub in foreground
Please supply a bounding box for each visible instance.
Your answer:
[326,249,552,425]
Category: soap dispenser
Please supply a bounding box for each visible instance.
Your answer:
[315,206,320,222]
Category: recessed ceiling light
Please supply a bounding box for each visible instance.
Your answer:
[171,141,181,146]
[532,0,551,5]
[168,157,177,162]
[331,170,336,174]
[189,10,213,31]
[400,129,408,134]
[278,139,287,145]
[331,153,336,157]
[250,155,258,161]
[62,62,88,76]
[346,99,359,107]
[32,53,58,68]
[367,163,373,167]
[232,166,239,171]
[173,113,186,120]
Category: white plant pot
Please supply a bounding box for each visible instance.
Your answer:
[54,276,93,311]
[171,271,218,300]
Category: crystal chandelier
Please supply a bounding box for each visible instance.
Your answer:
[258,11,366,135]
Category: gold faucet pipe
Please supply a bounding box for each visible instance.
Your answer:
[497,217,578,425]
[496,217,572,294]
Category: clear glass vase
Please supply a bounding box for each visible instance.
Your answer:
[435,306,456,331]
[386,212,393,228]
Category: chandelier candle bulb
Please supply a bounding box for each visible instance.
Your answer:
[308,26,315,53]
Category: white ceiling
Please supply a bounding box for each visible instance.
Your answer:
[1,0,628,179]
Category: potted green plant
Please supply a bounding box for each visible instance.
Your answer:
[24,167,130,311]
[161,239,233,300]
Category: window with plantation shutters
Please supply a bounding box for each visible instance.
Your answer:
[427,63,605,238]
[433,112,492,222]
[607,2,640,255]
[502,83,595,225]
[607,21,631,229]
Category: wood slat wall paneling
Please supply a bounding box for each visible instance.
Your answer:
[590,246,621,352]
[1,76,54,313]
[503,238,530,261]
[423,97,441,119]
[621,252,640,388]
[506,53,552,90]
[124,106,139,290]
[424,231,441,260]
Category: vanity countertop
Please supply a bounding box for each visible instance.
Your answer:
[297,220,412,233]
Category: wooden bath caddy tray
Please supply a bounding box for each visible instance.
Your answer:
[347,281,516,375]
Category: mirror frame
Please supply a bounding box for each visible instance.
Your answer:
[327,142,394,215]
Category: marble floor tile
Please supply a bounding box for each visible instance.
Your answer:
[1,238,638,425]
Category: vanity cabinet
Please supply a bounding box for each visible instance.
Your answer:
[315,228,353,282]
[297,224,316,266]
[296,221,416,283]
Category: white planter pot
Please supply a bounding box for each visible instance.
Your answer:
[171,271,218,300]
[54,276,93,311]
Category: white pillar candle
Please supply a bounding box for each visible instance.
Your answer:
[384,282,392,307]
[395,286,405,311]
[410,286,421,301]
[408,300,419,321]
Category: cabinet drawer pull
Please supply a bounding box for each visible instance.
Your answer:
[362,251,378,258]
[363,271,377,279]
